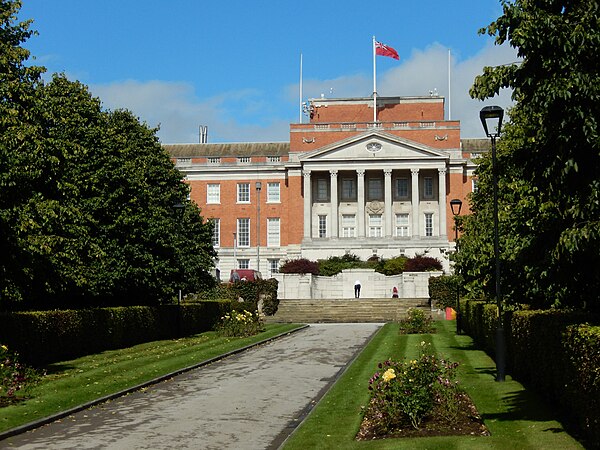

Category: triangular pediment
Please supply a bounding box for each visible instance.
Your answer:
[298,131,448,162]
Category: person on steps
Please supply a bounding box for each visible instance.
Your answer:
[354,280,361,298]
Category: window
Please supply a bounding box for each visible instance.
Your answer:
[395,213,409,237]
[238,259,249,269]
[341,178,356,200]
[472,179,478,193]
[237,218,250,246]
[237,183,250,203]
[423,177,434,199]
[268,259,280,275]
[368,214,382,237]
[395,178,409,199]
[368,178,383,201]
[267,218,280,247]
[238,156,251,164]
[210,218,220,247]
[267,156,281,163]
[206,184,220,204]
[316,178,328,201]
[267,182,280,203]
[207,157,220,165]
[318,215,327,238]
[425,213,434,236]
[342,214,356,237]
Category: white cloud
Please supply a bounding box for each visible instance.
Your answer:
[90,41,518,144]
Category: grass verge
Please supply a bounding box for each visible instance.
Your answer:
[282,320,583,449]
[0,323,302,435]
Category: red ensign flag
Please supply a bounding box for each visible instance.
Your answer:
[375,40,399,60]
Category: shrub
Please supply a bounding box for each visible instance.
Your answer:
[429,275,460,309]
[398,308,435,334]
[279,258,319,275]
[405,255,443,272]
[377,255,408,275]
[0,344,42,405]
[318,254,363,276]
[367,342,460,432]
[215,310,264,337]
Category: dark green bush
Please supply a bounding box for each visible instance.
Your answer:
[0,302,230,366]
[428,275,460,309]
[377,255,408,275]
[461,301,600,445]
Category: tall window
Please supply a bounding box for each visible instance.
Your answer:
[367,178,383,201]
[368,214,382,237]
[267,182,280,203]
[237,183,250,203]
[237,218,250,246]
[395,178,409,199]
[395,213,409,237]
[318,215,327,238]
[316,178,328,201]
[238,259,249,269]
[472,179,479,193]
[268,259,280,276]
[207,184,220,204]
[267,218,280,247]
[342,214,356,237]
[425,213,434,236]
[341,178,356,200]
[210,218,220,247]
[423,177,434,199]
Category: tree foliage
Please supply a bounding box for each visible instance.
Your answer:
[459,0,600,311]
[0,0,216,309]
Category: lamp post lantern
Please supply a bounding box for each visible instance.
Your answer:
[255,182,262,273]
[479,105,506,382]
[450,198,462,335]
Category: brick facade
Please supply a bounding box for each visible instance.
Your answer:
[165,95,486,279]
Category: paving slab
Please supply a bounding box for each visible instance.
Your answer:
[0,323,381,450]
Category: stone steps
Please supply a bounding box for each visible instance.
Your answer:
[265,298,430,323]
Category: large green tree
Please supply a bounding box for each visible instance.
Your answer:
[458,0,600,311]
[0,0,216,309]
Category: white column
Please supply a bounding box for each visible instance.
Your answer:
[438,167,447,238]
[330,169,339,238]
[303,170,312,240]
[411,168,420,238]
[384,168,393,237]
[357,169,366,237]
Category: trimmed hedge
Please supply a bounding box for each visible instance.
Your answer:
[461,300,600,445]
[428,275,460,310]
[0,302,231,366]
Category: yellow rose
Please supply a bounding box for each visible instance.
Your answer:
[382,368,396,382]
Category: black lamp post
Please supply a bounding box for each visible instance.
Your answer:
[479,105,506,382]
[450,198,462,335]
[172,203,186,306]
[255,182,262,273]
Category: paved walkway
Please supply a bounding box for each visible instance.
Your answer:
[1,323,381,450]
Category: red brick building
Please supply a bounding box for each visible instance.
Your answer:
[164,95,483,278]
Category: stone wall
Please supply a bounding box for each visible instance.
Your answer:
[273,269,442,299]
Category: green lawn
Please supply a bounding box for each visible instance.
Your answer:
[0,323,303,434]
[282,321,584,450]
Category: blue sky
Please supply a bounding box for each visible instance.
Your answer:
[19,0,516,143]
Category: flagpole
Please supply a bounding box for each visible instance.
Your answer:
[448,49,451,120]
[299,52,303,123]
[372,36,377,123]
